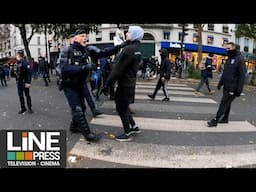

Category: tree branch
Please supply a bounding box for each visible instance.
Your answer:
[27,25,35,43]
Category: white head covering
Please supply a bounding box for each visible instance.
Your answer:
[128,26,144,41]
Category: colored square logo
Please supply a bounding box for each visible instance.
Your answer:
[22,132,28,137]
[7,152,16,160]
[25,152,33,160]
[16,152,24,160]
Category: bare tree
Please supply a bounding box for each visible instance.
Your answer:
[196,24,205,69]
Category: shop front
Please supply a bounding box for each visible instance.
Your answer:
[161,41,227,71]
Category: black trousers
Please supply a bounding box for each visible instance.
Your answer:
[115,86,136,133]
[17,82,32,110]
[153,77,169,98]
[216,89,236,120]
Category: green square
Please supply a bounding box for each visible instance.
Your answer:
[7,152,16,160]
[16,152,24,160]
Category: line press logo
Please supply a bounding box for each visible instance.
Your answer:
[0,130,66,168]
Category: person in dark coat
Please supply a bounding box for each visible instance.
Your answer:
[195,53,215,95]
[208,42,246,127]
[103,26,144,142]
[148,48,171,101]
[14,50,33,114]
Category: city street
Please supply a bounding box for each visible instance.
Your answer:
[1,73,256,168]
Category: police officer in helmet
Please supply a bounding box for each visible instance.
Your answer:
[59,29,127,142]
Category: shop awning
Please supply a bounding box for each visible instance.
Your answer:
[161,41,227,55]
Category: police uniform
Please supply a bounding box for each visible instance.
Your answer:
[15,50,33,114]
[208,49,246,127]
[58,30,126,142]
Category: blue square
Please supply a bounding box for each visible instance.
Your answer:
[7,152,16,160]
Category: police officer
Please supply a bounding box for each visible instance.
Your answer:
[103,26,144,141]
[15,50,33,114]
[58,29,126,141]
[60,32,103,117]
[208,42,246,127]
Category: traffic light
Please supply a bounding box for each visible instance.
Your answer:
[182,24,189,39]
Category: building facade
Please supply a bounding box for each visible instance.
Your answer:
[0,25,53,63]
[88,24,236,70]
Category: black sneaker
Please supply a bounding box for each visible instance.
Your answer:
[218,119,228,124]
[162,97,170,102]
[115,133,132,142]
[207,118,218,127]
[126,126,141,136]
[148,94,155,100]
[28,109,34,114]
[92,109,104,117]
[18,108,27,114]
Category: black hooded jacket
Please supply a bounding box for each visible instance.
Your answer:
[107,40,141,87]
[218,50,246,94]
[159,48,171,80]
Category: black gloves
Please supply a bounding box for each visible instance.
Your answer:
[87,45,101,54]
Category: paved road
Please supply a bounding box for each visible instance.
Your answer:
[68,77,256,168]
[1,75,256,168]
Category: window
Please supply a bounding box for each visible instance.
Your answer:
[163,31,170,40]
[4,42,7,50]
[207,35,214,44]
[96,31,102,42]
[14,36,16,46]
[37,37,40,45]
[178,32,182,41]
[244,38,249,47]
[208,24,214,31]
[38,48,41,56]
[235,37,240,45]
[193,33,199,43]
[253,40,256,53]
[244,38,249,52]
[7,40,11,49]
[222,38,228,46]
[253,40,256,49]
[109,32,115,41]
[0,44,2,51]
[223,25,229,33]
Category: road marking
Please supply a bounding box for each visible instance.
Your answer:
[136,82,188,87]
[90,114,256,132]
[70,139,256,168]
[136,85,195,90]
[136,89,204,96]
[102,102,224,114]
[135,94,217,103]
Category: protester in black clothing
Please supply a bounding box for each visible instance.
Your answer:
[103,26,144,142]
[148,48,171,101]
[208,42,246,127]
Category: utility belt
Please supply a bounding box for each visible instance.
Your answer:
[60,76,85,89]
